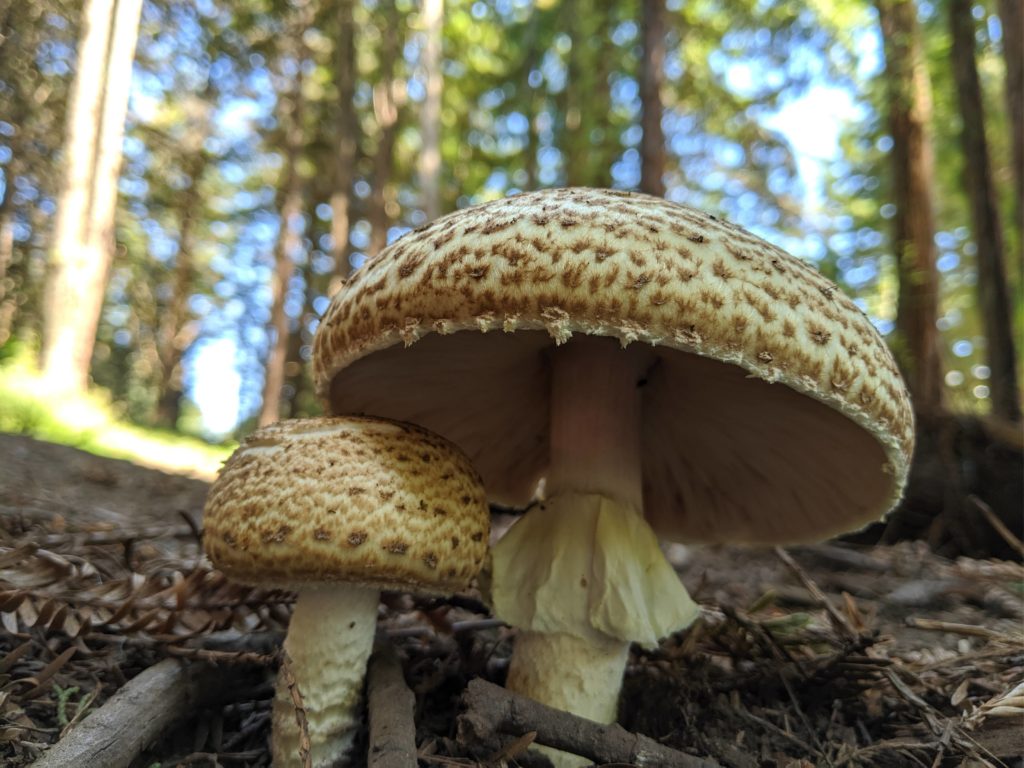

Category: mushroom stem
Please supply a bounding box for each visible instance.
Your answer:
[492,337,699,767]
[546,336,651,509]
[271,585,379,768]
[506,630,629,724]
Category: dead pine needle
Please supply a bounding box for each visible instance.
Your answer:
[280,651,313,768]
[969,495,1024,558]
[774,546,858,641]
[905,616,1015,641]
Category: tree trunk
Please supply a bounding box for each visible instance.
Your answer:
[418,0,443,221]
[42,0,117,389]
[560,2,612,188]
[86,0,142,257]
[639,0,666,197]
[0,179,15,346]
[259,33,308,428]
[284,255,316,418]
[950,0,1021,422]
[330,0,357,288]
[521,12,542,192]
[877,0,944,414]
[368,0,401,258]
[0,179,11,288]
[587,7,613,188]
[154,104,210,429]
[998,0,1023,293]
[559,0,583,187]
[42,0,143,393]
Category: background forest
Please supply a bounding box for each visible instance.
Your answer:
[0,0,1021,551]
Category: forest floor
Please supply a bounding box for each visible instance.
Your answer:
[0,433,1022,768]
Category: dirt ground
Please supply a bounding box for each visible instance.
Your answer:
[0,434,1021,767]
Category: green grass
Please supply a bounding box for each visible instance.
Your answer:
[0,354,233,479]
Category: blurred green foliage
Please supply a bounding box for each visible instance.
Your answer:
[0,0,1018,440]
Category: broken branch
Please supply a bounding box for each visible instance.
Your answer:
[458,678,721,768]
[367,638,418,768]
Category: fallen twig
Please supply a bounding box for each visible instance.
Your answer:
[458,678,722,768]
[30,658,242,768]
[367,637,418,768]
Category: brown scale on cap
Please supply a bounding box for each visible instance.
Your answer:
[312,188,914,545]
[203,416,489,594]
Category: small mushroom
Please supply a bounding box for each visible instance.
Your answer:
[203,416,489,768]
[311,188,914,763]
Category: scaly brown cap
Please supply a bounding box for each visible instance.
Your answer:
[203,416,490,593]
[313,188,914,544]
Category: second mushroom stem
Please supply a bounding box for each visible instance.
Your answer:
[272,585,379,768]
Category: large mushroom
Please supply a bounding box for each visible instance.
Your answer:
[312,188,914,745]
[203,416,489,767]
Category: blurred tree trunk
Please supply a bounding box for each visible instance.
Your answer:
[369,0,401,257]
[950,0,1021,422]
[86,0,142,287]
[154,99,211,429]
[42,0,116,391]
[639,0,666,197]
[998,0,1023,292]
[259,25,308,428]
[330,0,357,287]
[561,0,585,185]
[284,256,316,418]
[876,0,944,414]
[418,0,443,221]
[519,8,543,191]
[561,2,613,188]
[0,169,11,286]
[0,180,14,346]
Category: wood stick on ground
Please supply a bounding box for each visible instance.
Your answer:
[458,678,722,768]
[30,658,237,768]
[367,637,418,768]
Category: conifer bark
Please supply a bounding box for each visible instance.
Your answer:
[369,0,401,257]
[330,0,357,285]
[950,0,1021,421]
[998,0,1023,290]
[154,101,210,429]
[259,24,308,428]
[0,181,14,345]
[418,0,443,221]
[41,0,117,391]
[876,0,944,414]
[640,0,667,197]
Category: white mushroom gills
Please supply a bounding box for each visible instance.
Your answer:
[493,336,699,767]
[271,586,379,768]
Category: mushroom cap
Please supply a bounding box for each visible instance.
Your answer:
[313,188,914,545]
[203,416,490,593]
